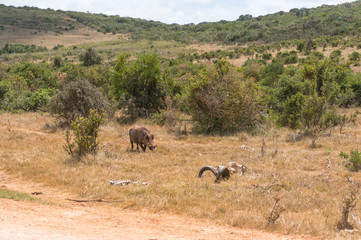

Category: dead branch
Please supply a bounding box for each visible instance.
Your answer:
[274,135,278,155]
[266,196,284,227]
[351,213,361,229]
[65,198,122,203]
[240,145,262,157]
[260,138,265,157]
[254,181,284,191]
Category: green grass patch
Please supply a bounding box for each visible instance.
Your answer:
[0,188,41,203]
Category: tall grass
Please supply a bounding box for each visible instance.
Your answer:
[1,110,361,238]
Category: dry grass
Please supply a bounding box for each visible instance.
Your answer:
[1,110,361,238]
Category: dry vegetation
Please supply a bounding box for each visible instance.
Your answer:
[1,110,361,239]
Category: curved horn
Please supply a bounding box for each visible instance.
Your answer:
[215,166,230,183]
[198,166,218,178]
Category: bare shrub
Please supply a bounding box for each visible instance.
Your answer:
[266,196,285,227]
[337,181,360,230]
[152,96,189,135]
[50,79,113,125]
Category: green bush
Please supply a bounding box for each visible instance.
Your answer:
[79,47,102,66]
[112,52,166,117]
[349,51,360,65]
[340,150,361,172]
[188,60,261,133]
[64,109,106,158]
[24,88,55,111]
[50,79,112,124]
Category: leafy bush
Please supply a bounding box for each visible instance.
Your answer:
[340,150,361,172]
[349,51,360,65]
[112,52,166,117]
[50,79,112,124]
[63,109,106,158]
[53,56,63,68]
[23,88,55,111]
[188,60,261,133]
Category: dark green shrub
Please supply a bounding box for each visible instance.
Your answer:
[50,79,112,124]
[279,92,305,128]
[112,52,166,117]
[262,52,272,61]
[349,51,360,65]
[53,56,63,68]
[24,88,55,111]
[79,47,102,66]
[296,40,305,52]
[53,44,64,50]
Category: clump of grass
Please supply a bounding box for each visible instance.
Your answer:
[0,188,39,202]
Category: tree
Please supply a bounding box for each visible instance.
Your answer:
[112,52,166,117]
[298,94,330,147]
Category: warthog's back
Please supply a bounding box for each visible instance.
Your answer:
[129,126,150,142]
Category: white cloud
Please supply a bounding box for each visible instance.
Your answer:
[0,0,354,24]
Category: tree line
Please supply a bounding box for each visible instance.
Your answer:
[1,47,361,135]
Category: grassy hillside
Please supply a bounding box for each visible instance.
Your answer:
[64,1,361,45]
[1,1,361,46]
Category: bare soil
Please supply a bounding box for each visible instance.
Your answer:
[0,25,127,49]
[0,171,316,240]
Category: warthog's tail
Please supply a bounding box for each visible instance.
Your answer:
[198,165,230,183]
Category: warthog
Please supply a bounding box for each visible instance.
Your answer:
[129,126,157,152]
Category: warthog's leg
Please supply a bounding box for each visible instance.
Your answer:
[130,140,134,150]
[140,143,146,152]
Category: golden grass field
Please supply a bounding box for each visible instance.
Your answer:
[1,110,361,239]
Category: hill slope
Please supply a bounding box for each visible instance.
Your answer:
[1,1,361,47]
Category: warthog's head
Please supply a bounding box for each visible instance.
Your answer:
[145,133,157,151]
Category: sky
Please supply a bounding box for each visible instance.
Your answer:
[0,0,355,25]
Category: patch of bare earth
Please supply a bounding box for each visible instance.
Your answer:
[0,25,128,49]
[0,173,316,240]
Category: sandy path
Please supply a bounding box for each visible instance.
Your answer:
[0,197,315,240]
[0,168,318,240]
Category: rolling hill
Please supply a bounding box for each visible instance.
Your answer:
[1,1,361,48]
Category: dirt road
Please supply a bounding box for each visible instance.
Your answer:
[0,172,317,240]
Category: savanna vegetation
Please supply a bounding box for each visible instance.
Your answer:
[2,1,361,239]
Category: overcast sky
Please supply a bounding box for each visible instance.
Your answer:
[0,0,355,24]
